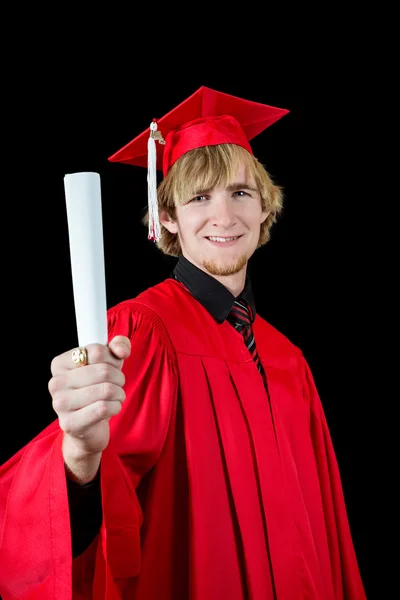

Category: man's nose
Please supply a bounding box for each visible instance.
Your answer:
[210,199,237,228]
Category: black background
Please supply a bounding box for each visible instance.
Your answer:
[0,34,376,598]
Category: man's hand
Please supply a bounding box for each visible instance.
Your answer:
[48,335,131,483]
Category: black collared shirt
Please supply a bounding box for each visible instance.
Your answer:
[172,255,256,323]
[68,256,256,557]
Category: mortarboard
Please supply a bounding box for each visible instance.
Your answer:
[108,86,289,241]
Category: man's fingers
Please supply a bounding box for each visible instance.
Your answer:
[52,380,126,414]
[50,336,130,376]
[59,399,123,436]
[49,362,125,398]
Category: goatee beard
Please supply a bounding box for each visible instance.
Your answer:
[202,254,248,276]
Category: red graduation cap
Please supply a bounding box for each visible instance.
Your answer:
[108,86,289,241]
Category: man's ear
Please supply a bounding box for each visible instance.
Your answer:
[260,209,271,224]
[160,209,178,234]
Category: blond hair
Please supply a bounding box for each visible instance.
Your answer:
[143,144,284,257]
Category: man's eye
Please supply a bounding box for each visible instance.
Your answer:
[234,190,250,197]
[190,195,207,203]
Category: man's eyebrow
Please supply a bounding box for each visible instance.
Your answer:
[192,182,258,195]
[226,182,258,192]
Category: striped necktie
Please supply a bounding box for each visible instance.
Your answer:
[228,298,264,374]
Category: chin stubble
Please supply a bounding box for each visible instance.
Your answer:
[202,254,248,276]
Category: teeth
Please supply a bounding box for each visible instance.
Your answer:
[208,236,238,242]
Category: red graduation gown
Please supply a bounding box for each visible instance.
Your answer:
[0,279,366,599]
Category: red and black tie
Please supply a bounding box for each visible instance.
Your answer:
[228,298,278,439]
[228,298,264,375]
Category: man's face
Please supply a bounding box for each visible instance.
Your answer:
[161,163,269,278]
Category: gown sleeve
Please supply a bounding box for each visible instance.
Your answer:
[0,304,178,600]
[302,356,367,600]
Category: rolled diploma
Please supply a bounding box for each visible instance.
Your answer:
[63,172,108,347]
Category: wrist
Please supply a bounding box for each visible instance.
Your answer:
[62,434,102,484]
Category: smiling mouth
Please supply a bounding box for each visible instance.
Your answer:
[205,235,243,243]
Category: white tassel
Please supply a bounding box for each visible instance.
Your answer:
[147,120,163,242]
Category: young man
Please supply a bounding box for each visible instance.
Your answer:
[0,87,366,599]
